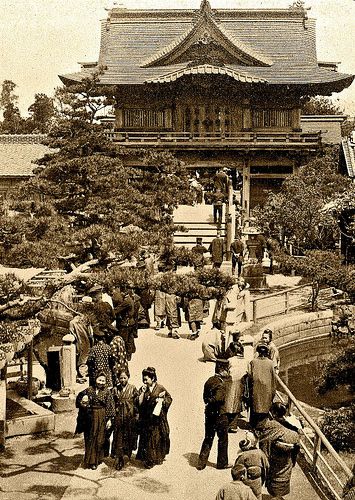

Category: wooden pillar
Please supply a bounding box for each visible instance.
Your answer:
[225,178,234,261]
[115,108,123,129]
[27,340,33,401]
[0,366,7,451]
[242,159,250,221]
[292,107,301,131]
[242,99,252,131]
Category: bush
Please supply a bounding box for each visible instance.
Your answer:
[320,404,355,451]
[242,263,264,277]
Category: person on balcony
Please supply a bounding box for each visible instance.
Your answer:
[209,231,225,269]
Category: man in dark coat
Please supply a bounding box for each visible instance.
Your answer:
[209,231,225,269]
[191,237,208,271]
[212,189,225,225]
[230,236,244,277]
[214,168,229,196]
[197,360,230,470]
[112,288,136,360]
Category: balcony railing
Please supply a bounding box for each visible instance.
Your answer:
[105,130,322,146]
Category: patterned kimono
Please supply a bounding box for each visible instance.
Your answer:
[111,383,139,460]
[257,417,300,497]
[87,341,113,387]
[75,386,115,468]
[137,383,172,466]
[110,335,129,384]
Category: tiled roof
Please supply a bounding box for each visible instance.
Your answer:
[60,6,353,90]
[0,142,49,177]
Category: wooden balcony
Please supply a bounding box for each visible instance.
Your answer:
[105,130,322,150]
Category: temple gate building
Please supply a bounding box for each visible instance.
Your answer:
[60,1,353,217]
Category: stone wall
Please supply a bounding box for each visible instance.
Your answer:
[257,309,333,348]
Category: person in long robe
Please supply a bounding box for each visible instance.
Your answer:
[248,343,276,428]
[87,333,113,387]
[75,373,115,470]
[256,402,300,499]
[201,327,225,361]
[165,292,181,339]
[154,290,167,330]
[137,366,172,469]
[110,334,129,385]
[111,370,139,470]
[234,434,269,500]
[224,341,248,432]
[186,297,204,340]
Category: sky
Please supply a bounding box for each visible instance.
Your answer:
[0,0,354,116]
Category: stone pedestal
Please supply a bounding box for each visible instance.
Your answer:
[61,334,76,393]
[51,393,76,413]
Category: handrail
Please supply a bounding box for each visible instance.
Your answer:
[276,374,353,499]
[250,283,312,322]
[250,283,311,302]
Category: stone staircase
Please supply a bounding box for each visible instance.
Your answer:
[173,204,226,248]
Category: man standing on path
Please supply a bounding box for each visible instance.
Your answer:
[212,188,225,225]
[209,230,225,269]
[215,464,258,500]
[191,237,209,271]
[230,235,245,277]
[197,359,231,470]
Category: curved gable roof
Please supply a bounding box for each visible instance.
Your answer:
[142,1,272,68]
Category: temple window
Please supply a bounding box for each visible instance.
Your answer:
[252,109,292,128]
[123,108,172,129]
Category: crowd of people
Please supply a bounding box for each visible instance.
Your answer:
[194,327,302,500]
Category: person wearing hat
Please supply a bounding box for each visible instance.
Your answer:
[215,463,258,500]
[191,237,208,271]
[209,230,225,269]
[212,188,225,225]
[234,433,269,500]
[230,234,245,277]
[248,342,276,428]
[197,359,231,470]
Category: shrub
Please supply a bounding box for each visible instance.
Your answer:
[320,404,355,451]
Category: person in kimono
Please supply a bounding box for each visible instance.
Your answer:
[255,329,280,373]
[87,331,113,388]
[256,402,300,499]
[137,366,172,469]
[111,369,139,470]
[186,297,204,340]
[110,333,129,385]
[154,289,167,330]
[223,340,248,433]
[234,434,269,500]
[75,372,115,470]
[165,292,181,339]
[248,343,276,428]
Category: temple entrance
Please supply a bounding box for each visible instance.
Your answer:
[183,105,232,135]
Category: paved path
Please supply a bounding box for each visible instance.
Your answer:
[0,319,321,500]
